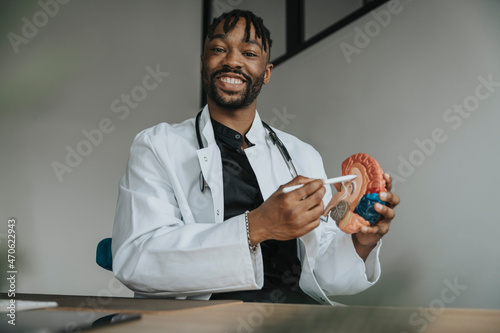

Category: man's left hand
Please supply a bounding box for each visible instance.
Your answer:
[352,173,400,259]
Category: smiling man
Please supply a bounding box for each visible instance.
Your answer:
[112,10,400,305]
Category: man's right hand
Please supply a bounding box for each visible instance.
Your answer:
[247,176,326,245]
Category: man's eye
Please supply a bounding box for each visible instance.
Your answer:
[212,47,225,52]
[244,52,257,57]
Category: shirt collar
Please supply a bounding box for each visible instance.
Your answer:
[211,117,247,149]
[199,105,267,146]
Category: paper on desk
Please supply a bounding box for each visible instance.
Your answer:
[0,299,58,312]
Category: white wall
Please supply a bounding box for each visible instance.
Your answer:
[256,0,500,309]
[0,0,203,297]
[1,0,499,310]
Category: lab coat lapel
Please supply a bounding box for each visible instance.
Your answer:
[245,112,294,200]
[196,106,224,223]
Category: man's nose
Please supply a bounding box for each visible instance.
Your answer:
[223,50,243,68]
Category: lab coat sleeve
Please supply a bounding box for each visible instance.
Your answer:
[312,221,382,296]
[112,131,263,296]
[301,149,382,297]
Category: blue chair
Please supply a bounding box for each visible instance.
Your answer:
[96,238,113,271]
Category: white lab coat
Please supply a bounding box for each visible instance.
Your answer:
[112,106,381,305]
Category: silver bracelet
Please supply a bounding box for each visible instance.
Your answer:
[245,211,258,254]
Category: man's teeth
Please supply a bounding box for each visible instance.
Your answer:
[220,77,243,84]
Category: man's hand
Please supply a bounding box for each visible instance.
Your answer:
[352,173,400,260]
[247,176,325,245]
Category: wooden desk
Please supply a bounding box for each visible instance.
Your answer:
[13,293,240,313]
[6,294,500,333]
[90,303,500,333]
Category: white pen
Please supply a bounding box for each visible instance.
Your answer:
[282,175,357,193]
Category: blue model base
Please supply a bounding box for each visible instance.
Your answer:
[353,193,386,225]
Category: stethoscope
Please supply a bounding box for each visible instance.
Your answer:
[196,110,298,192]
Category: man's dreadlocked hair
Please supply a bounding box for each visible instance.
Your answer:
[206,9,273,60]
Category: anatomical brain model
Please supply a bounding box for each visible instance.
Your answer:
[323,153,387,234]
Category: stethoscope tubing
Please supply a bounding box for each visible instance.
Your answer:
[195,110,298,192]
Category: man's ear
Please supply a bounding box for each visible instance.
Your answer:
[263,63,273,85]
[200,54,203,74]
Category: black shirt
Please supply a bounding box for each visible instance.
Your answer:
[209,118,318,304]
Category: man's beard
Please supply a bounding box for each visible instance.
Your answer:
[202,66,265,109]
